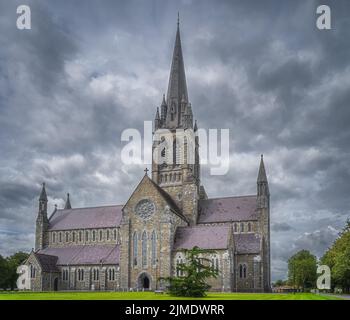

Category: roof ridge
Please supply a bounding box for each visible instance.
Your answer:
[201,195,256,201]
[57,204,124,211]
[35,252,58,258]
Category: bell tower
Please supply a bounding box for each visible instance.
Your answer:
[152,17,201,224]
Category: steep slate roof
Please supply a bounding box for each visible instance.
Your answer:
[48,205,123,231]
[34,253,59,272]
[234,233,261,254]
[38,245,119,265]
[173,225,230,250]
[198,196,258,223]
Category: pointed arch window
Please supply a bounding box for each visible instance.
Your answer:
[30,265,36,278]
[151,231,156,265]
[133,232,138,266]
[108,268,115,281]
[239,264,247,279]
[85,230,89,241]
[173,139,176,165]
[234,223,238,233]
[142,231,147,267]
[176,259,180,276]
[77,268,84,281]
[240,223,244,233]
[248,222,252,232]
[62,269,69,281]
[52,232,56,243]
[92,268,99,281]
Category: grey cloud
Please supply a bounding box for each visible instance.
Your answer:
[272,222,293,232]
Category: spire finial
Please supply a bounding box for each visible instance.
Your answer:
[177,12,180,27]
[194,120,198,132]
[257,155,268,183]
[144,168,149,175]
[39,182,48,201]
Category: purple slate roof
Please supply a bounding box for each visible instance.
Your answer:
[48,205,122,231]
[34,253,59,272]
[198,196,258,223]
[234,233,261,254]
[38,245,119,265]
[173,225,230,250]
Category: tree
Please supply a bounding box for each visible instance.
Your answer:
[0,255,10,289]
[274,279,287,287]
[162,246,218,297]
[321,219,350,293]
[288,250,317,291]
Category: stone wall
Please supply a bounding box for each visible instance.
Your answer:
[47,227,120,248]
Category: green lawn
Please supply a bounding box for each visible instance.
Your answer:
[0,292,343,300]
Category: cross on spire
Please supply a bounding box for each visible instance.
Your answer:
[144,168,149,175]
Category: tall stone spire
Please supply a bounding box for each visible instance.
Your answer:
[165,15,188,128]
[167,14,188,103]
[257,155,268,184]
[64,193,72,210]
[257,154,269,206]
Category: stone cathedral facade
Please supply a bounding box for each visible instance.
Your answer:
[20,21,271,292]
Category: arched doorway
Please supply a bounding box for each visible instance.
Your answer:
[53,277,58,291]
[138,273,151,290]
[143,276,150,289]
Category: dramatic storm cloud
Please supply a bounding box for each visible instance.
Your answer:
[1,0,349,280]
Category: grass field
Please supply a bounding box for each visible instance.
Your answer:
[0,292,343,300]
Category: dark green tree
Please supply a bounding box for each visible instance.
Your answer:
[321,219,350,293]
[162,246,218,297]
[288,250,317,291]
[0,255,10,289]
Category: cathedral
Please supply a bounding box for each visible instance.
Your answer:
[19,20,271,293]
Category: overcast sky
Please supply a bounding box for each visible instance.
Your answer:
[1,0,349,281]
